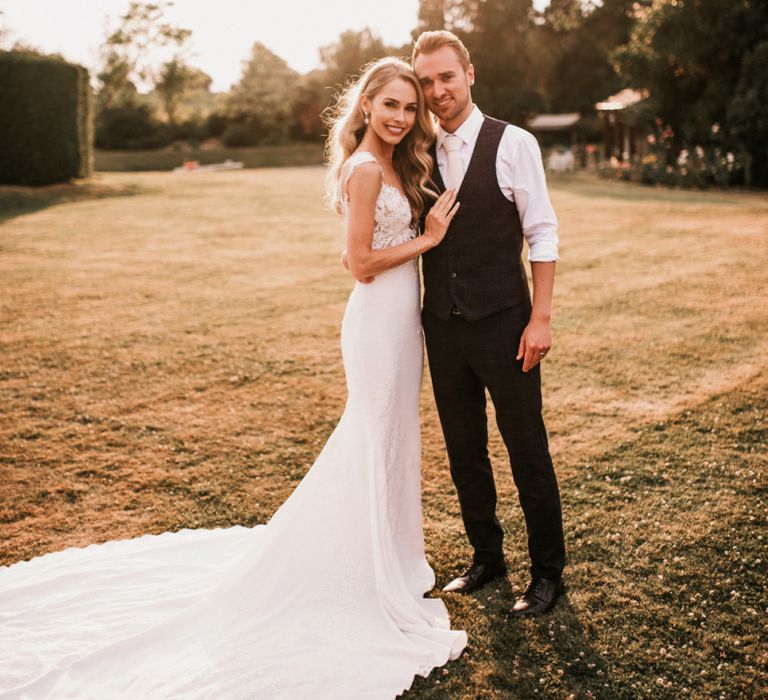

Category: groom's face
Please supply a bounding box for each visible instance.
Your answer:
[413,46,474,130]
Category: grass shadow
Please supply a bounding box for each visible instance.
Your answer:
[0,178,146,224]
[530,594,624,697]
[482,583,623,698]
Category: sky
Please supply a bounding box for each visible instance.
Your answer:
[0,0,423,91]
[2,1,553,92]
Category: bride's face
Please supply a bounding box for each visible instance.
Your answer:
[361,78,418,146]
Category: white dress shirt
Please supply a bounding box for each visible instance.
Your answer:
[435,104,559,262]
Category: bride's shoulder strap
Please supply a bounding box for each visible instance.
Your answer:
[339,151,384,200]
[344,151,384,176]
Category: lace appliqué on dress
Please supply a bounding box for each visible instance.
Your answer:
[339,152,418,251]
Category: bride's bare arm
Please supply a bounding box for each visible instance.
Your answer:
[344,163,459,281]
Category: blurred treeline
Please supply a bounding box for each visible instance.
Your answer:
[81,0,640,149]
[2,0,766,185]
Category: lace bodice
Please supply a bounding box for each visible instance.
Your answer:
[338,151,417,250]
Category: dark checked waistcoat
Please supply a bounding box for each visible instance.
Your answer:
[421,116,531,322]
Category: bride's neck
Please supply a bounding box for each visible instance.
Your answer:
[358,133,395,163]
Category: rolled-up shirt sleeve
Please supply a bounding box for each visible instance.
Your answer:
[497,126,559,262]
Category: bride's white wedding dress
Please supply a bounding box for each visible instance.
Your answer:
[0,151,467,699]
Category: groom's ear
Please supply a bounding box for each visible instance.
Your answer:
[467,64,475,87]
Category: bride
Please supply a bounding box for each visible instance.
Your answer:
[0,58,464,699]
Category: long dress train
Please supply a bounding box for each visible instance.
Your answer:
[0,151,467,699]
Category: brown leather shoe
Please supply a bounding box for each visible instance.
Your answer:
[510,577,564,617]
[442,560,507,594]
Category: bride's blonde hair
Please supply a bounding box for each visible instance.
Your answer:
[324,57,436,220]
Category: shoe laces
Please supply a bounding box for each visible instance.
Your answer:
[527,578,548,599]
[463,562,485,578]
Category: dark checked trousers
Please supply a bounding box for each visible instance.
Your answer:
[422,304,566,580]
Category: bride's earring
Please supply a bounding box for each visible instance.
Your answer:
[363,111,369,125]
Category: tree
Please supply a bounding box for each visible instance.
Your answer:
[294,28,402,143]
[95,1,192,110]
[224,42,300,145]
[614,0,768,183]
[319,28,393,90]
[412,0,449,34]
[540,0,637,114]
[96,50,138,109]
[728,41,768,186]
[290,70,331,141]
[454,0,546,124]
[94,1,214,147]
[412,0,472,36]
[155,58,211,128]
[102,1,192,89]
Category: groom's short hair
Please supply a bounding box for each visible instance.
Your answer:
[412,30,471,71]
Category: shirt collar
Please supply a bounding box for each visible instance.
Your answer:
[436,104,484,151]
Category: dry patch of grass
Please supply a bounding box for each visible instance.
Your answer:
[1,169,766,697]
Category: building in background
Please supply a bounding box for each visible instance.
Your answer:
[595,88,649,163]
[526,113,585,171]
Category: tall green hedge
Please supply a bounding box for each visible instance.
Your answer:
[0,51,93,186]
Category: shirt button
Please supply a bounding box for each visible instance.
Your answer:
[450,272,457,278]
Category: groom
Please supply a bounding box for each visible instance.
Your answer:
[412,30,566,617]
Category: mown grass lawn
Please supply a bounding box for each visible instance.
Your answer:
[1,169,766,698]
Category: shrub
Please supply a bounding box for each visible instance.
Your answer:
[170,116,206,145]
[0,50,92,185]
[95,103,172,150]
[599,123,745,189]
[204,111,228,138]
[221,121,259,147]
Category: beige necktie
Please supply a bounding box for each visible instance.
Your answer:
[442,134,464,190]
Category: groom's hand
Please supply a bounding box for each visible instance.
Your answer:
[341,250,375,284]
[516,316,552,372]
